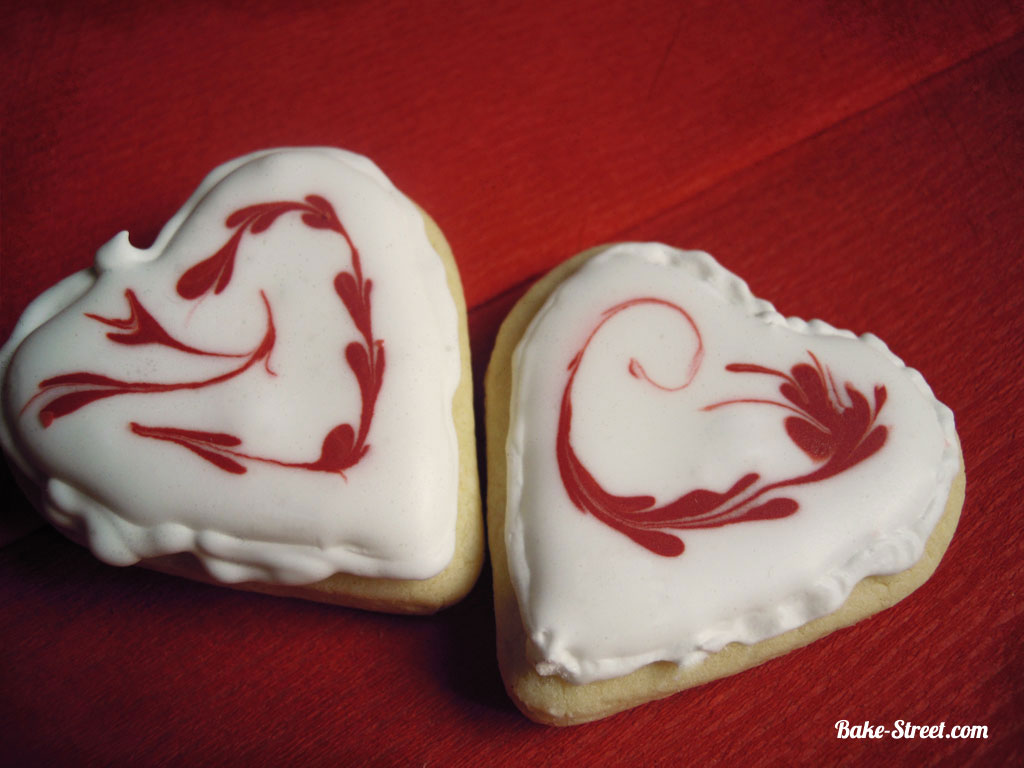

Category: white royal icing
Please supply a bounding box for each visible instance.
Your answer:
[0,147,462,584]
[506,244,958,684]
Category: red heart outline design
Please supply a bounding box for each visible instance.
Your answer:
[22,195,383,478]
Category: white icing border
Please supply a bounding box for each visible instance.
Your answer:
[506,244,959,684]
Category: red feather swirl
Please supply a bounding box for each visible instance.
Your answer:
[555,299,887,557]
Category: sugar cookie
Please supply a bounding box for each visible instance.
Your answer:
[1,148,482,613]
[486,243,963,723]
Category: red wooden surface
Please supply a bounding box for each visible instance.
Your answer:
[2,1,1022,765]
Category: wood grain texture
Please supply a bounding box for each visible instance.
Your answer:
[1,1,1022,765]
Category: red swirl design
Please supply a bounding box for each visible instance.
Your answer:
[555,299,888,557]
[26,195,383,477]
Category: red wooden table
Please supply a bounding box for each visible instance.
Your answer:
[2,2,1021,765]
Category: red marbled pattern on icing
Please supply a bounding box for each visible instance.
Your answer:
[25,196,383,477]
[556,299,888,556]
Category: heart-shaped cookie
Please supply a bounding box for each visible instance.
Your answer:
[486,243,963,724]
[1,147,482,613]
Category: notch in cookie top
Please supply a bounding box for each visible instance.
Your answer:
[0,147,482,614]
[486,243,964,724]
